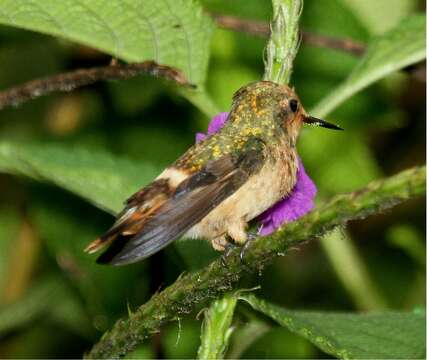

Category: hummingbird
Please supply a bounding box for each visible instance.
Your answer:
[85,81,342,265]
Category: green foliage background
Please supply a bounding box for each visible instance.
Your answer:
[0,0,425,358]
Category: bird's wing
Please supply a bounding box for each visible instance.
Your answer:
[95,137,266,265]
[84,178,173,254]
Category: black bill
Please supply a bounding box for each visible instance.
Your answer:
[304,116,343,130]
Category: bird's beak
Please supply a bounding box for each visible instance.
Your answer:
[303,116,343,130]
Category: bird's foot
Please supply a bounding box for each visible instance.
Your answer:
[218,231,259,267]
[239,231,259,263]
[221,241,238,267]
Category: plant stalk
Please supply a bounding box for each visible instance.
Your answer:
[86,165,425,359]
[263,0,302,85]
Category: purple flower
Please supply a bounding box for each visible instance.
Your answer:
[256,158,317,235]
[195,112,229,143]
[196,112,317,235]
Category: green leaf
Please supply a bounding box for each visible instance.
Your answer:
[339,0,416,34]
[0,207,21,294]
[0,142,220,273]
[0,142,156,317]
[0,277,91,338]
[29,199,150,322]
[227,320,271,359]
[239,326,316,359]
[241,294,426,359]
[311,14,426,118]
[0,142,159,214]
[0,0,213,85]
[201,0,271,20]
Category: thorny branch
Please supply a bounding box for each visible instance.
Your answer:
[86,165,426,359]
[0,61,193,111]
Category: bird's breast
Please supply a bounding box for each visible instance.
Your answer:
[186,144,298,240]
[231,144,298,220]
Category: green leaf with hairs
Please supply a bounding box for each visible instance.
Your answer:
[311,14,426,118]
[241,294,426,359]
[0,142,217,272]
[0,0,213,86]
[0,142,159,214]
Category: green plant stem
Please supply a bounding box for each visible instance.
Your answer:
[197,2,303,356]
[197,292,238,359]
[86,165,425,359]
[263,0,302,85]
[321,228,387,310]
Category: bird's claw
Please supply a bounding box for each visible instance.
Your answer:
[239,232,258,263]
[221,242,238,267]
[220,232,259,267]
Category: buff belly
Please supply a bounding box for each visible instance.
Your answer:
[184,156,297,249]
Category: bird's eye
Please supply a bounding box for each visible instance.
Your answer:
[289,99,298,113]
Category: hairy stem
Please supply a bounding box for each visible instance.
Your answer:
[197,292,238,359]
[197,2,305,356]
[263,0,303,85]
[86,165,425,359]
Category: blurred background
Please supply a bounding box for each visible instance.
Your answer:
[0,0,425,358]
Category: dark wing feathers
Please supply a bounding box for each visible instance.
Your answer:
[84,179,171,254]
[95,138,265,265]
[97,174,238,265]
